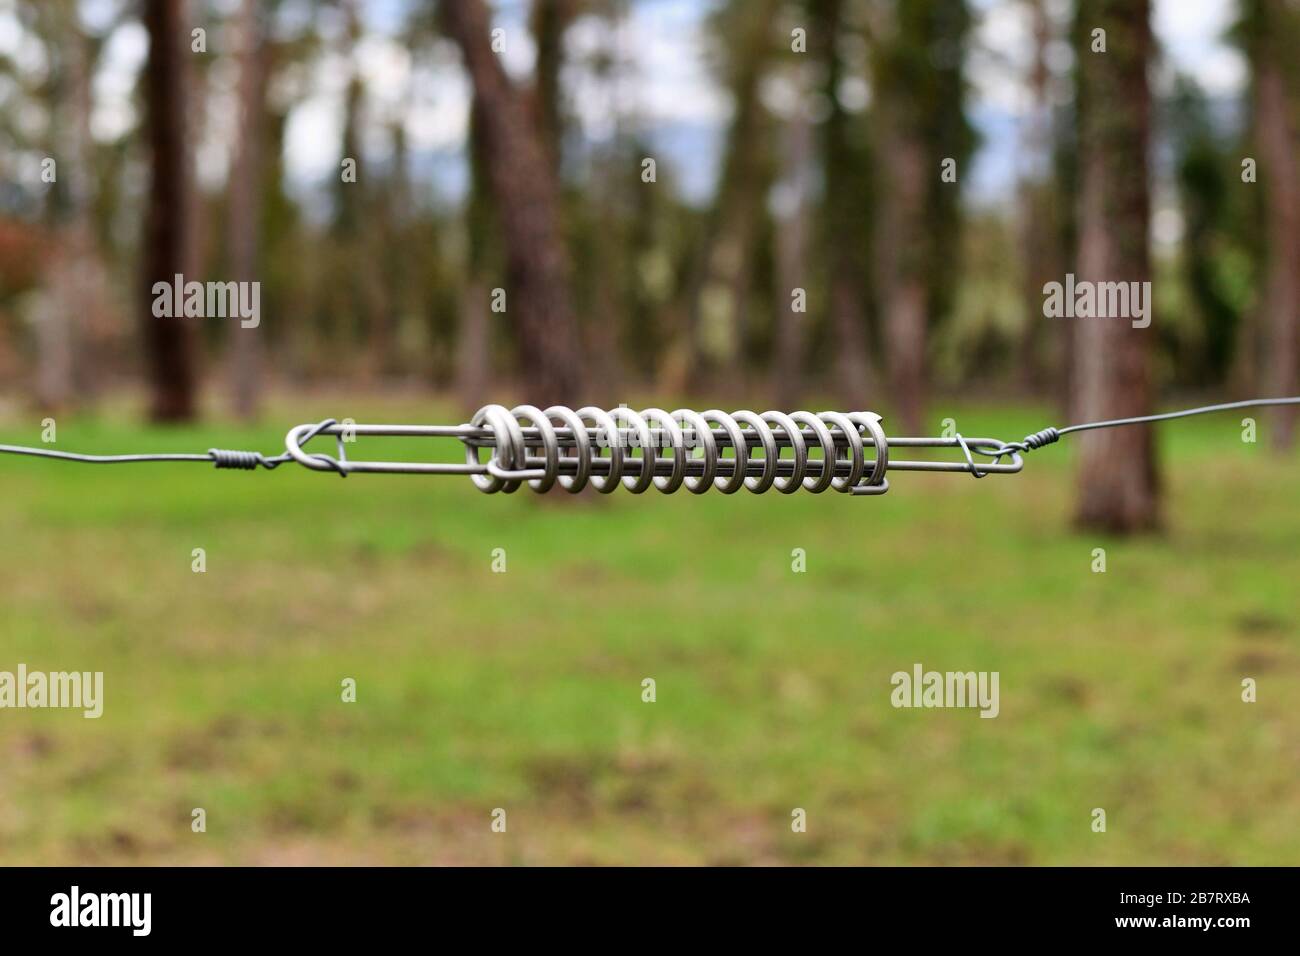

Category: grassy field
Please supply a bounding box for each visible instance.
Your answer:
[1,395,1297,865]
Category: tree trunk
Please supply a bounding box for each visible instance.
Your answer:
[456,280,491,412]
[1256,53,1300,449]
[441,0,583,407]
[681,0,779,395]
[141,0,197,422]
[1071,0,1159,533]
[530,0,578,172]
[34,5,80,411]
[33,1,115,408]
[65,10,111,402]
[1017,0,1058,395]
[228,0,266,420]
[813,0,871,410]
[772,87,811,409]
[875,121,929,434]
[32,281,74,412]
[869,0,974,434]
[183,0,208,310]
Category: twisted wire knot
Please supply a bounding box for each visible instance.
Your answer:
[211,420,347,475]
[954,425,1058,479]
[1022,427,1060,450]
[977,426,1063,467]
[209,448,282,470]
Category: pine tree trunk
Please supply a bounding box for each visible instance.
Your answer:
[441,0,583,407]
[876,122,928,434]
[1017,0,1057,395]
[773,92,811,409]
[681,0,778,395]
[456,280,491,413]
[1072,0,1159,533]
[141,0,197,422]
[814,0,871,410]
[529,0,577,171]
[228,0,265,420]
[1257,54,1300,450]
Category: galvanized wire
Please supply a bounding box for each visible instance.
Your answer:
[2,397,1298,498]
[0,419,341,472]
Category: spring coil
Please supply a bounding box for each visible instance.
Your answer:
[466,404,889,496]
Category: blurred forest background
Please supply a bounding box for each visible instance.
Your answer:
[3,0,1300,866]
[2,1,1299,516]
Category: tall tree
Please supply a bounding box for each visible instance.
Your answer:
[810,0,873,409]
[1241,0,1300,449]
[333,0,395,380]
[1016,0,1065,396]
[441,0,584,406]
[334,0,366,240]
[457,100,499,412]
[771,63,813,409]
[1071,0,1159,531]
[32,0,83,410]
[680,0,780,394]
[28,0,117,410]
[870,0,974,433]
[141,0,197,421]
[227,0,268,419]
[531,0,627,401]
[529,0,579,171]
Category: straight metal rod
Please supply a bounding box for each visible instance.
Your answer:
[502,454,1020,478]
[318,422,995,450]
[289,423,1023,476]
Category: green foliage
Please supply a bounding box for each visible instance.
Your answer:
[1166,76,1250,385]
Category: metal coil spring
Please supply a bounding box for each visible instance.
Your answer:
[466,404,889,496]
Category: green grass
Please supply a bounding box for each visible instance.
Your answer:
[1,396,1297,865]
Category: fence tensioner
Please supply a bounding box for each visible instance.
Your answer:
[278,406,1025,496]
[3,397,1299,497]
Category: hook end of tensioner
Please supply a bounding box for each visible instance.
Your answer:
[850,477,891,496]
